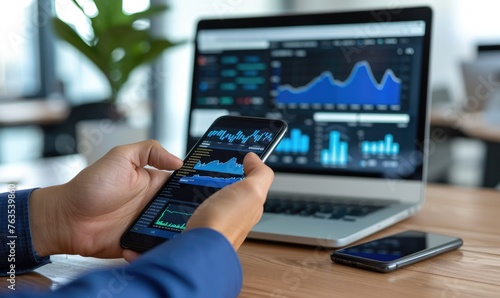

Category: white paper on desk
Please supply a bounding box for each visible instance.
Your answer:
[34,254,128,290]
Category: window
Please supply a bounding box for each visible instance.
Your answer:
[157,0,284,156]
[53,0,152,105]
[0,0,41,99]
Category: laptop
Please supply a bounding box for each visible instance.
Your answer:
[186,7,433,247]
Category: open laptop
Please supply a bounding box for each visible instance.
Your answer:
[186,7,433,247]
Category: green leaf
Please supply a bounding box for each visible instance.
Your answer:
[52,0,178,104]
[92,0,126,35]
[52,19,99,69]
[52,18,112,88]
[121,39,176,78]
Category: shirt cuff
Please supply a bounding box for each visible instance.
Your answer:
[0,188,51,276]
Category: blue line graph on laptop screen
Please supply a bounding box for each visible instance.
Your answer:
[190,20,427,179]
[276,61,401,106]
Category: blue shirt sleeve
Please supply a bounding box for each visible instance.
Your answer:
[1,188,242,297]
[0,188,51,275]
[8,228,242,298]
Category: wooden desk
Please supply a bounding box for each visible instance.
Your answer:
[2,184,499,297]
[431,110,500,142]
[0,99,69,126]
[239,184,500,297]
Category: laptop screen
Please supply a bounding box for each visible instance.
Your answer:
[187,8,432,181]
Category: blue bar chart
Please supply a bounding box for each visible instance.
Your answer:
[275,128,310,154]
[320,131,349,166]
[361,134,399,156]
[207,129,273,143]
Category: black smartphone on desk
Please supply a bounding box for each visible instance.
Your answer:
[121,116,287,252]
[330,230,463,273]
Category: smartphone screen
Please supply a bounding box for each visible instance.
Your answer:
[330,230,463,272]
[121,116,287,252]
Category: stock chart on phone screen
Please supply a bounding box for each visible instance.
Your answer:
[130,127,274,238]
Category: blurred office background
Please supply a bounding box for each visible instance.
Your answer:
[1,0,499,188]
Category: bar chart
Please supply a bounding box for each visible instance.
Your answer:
[207,129,274,143]
[154,203,195,231]
[320,131,349,166]
[361,134,400,156]
[275,128,310,154]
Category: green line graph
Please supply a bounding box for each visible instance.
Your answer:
[154,203,195,231]
[155,221,186,230]
[162,207,193,217]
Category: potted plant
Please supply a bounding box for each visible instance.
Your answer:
[53,0,176,109]
[52,0,177,162]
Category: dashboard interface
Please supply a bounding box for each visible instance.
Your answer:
[188,18,430,180]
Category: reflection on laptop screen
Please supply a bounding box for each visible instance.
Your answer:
[188,16,429,181]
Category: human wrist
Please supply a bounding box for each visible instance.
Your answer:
[29,185,72,256]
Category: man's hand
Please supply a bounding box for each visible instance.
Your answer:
[185,152,274,250]
[123,153,274,262]
[29,140,183,258]
[123,152,274,262]
[30,140,274,261]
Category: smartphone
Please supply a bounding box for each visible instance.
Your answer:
[120,115,287,252]
[330,230,463,273]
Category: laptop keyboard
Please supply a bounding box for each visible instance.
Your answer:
[264,193,387,221]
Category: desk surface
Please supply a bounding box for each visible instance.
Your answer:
[0,99,69,126]
[431,109,500,142]
[2,184,499,297]
[239,184,500,297]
